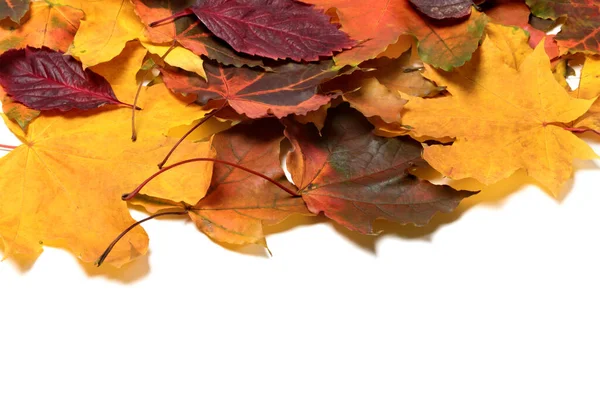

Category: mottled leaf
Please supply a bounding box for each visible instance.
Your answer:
[303,0,488,69]
[527,0,600,55]
[284,104,474,233]
[0,47,128,111]
[0,85,38,130]
[161,59,338,118]
[409,0,472,20]
[0,0,29,23]
[0,1,83,55]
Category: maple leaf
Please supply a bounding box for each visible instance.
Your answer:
[134,119,309,247]
[526,0,600,55]
[147,0,356,62]
[161,59,338,118]
[409,0,473,20]
[0,114,214,267]
[0,0,84,55]
[0,47,130,112]
[401,35,598,196]
[302,0,488,69]
[132,0,269,69]
[67,0,145,68]
[0,0,29,23]
[284,104,474,233]
[0,41,216,266]
[484,0,559,60]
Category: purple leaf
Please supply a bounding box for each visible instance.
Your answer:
[409,0,472,20]
[154,0,356,62]
[0,47,130,112]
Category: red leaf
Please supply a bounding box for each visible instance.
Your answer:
[161,60,338,118]
[0,0,29,23]
[285,104,475,233]
[0,47,130,112]
[409,0,473,20]
[158,0,356,62]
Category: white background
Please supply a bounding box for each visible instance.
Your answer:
[1,102,600,397]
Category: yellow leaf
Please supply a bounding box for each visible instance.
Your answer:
[141,41,206,79]
[402,35,597,196]
[69,0,144,68]
[572,56,600,133]
[485,23,532,70]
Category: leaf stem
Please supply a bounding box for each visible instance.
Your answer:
[131,41,178,142]
[157,105,224,169]
[149,9,194,27]
[122,158,300,201]
[0,144,18,151]
[96,210,189,266]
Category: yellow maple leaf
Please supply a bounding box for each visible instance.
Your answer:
[401,35,597,196]
[0,41,215,267]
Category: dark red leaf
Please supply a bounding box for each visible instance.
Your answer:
[133,0,268,69]
[161,59,338,118]
[0,0,29,23]
[159,0,356,62]
[285,104,475,233]
[0,47,129,112]
[409,0,473,20]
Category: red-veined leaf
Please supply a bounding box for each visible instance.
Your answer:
[0,47,130,112]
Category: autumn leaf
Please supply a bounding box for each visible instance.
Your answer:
[68,0,144,68]
[409,0,472,20]
[401,34,598,196]
[0,85,38,130]
[363,49,444,98]
[484,0,559,61]
[0,0,28,23]
[0,113,214,267]
[135,119,309,247]
[284,104,474,233]
[571,56,600,134]
[0,47,130,111]
[342,77,407,124]
[0,0,84,55]
[132,0,284,69]
[526,0,600,55]
[161,59,339,119]
[146,0,356,62]
[303,0,488,69]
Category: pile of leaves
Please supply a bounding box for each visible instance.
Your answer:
[0,0,598,268]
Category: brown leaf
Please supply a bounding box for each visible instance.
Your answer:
[285,103,474,233]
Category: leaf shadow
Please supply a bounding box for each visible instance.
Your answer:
[78,256,150,284]
[315,169,556,254]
